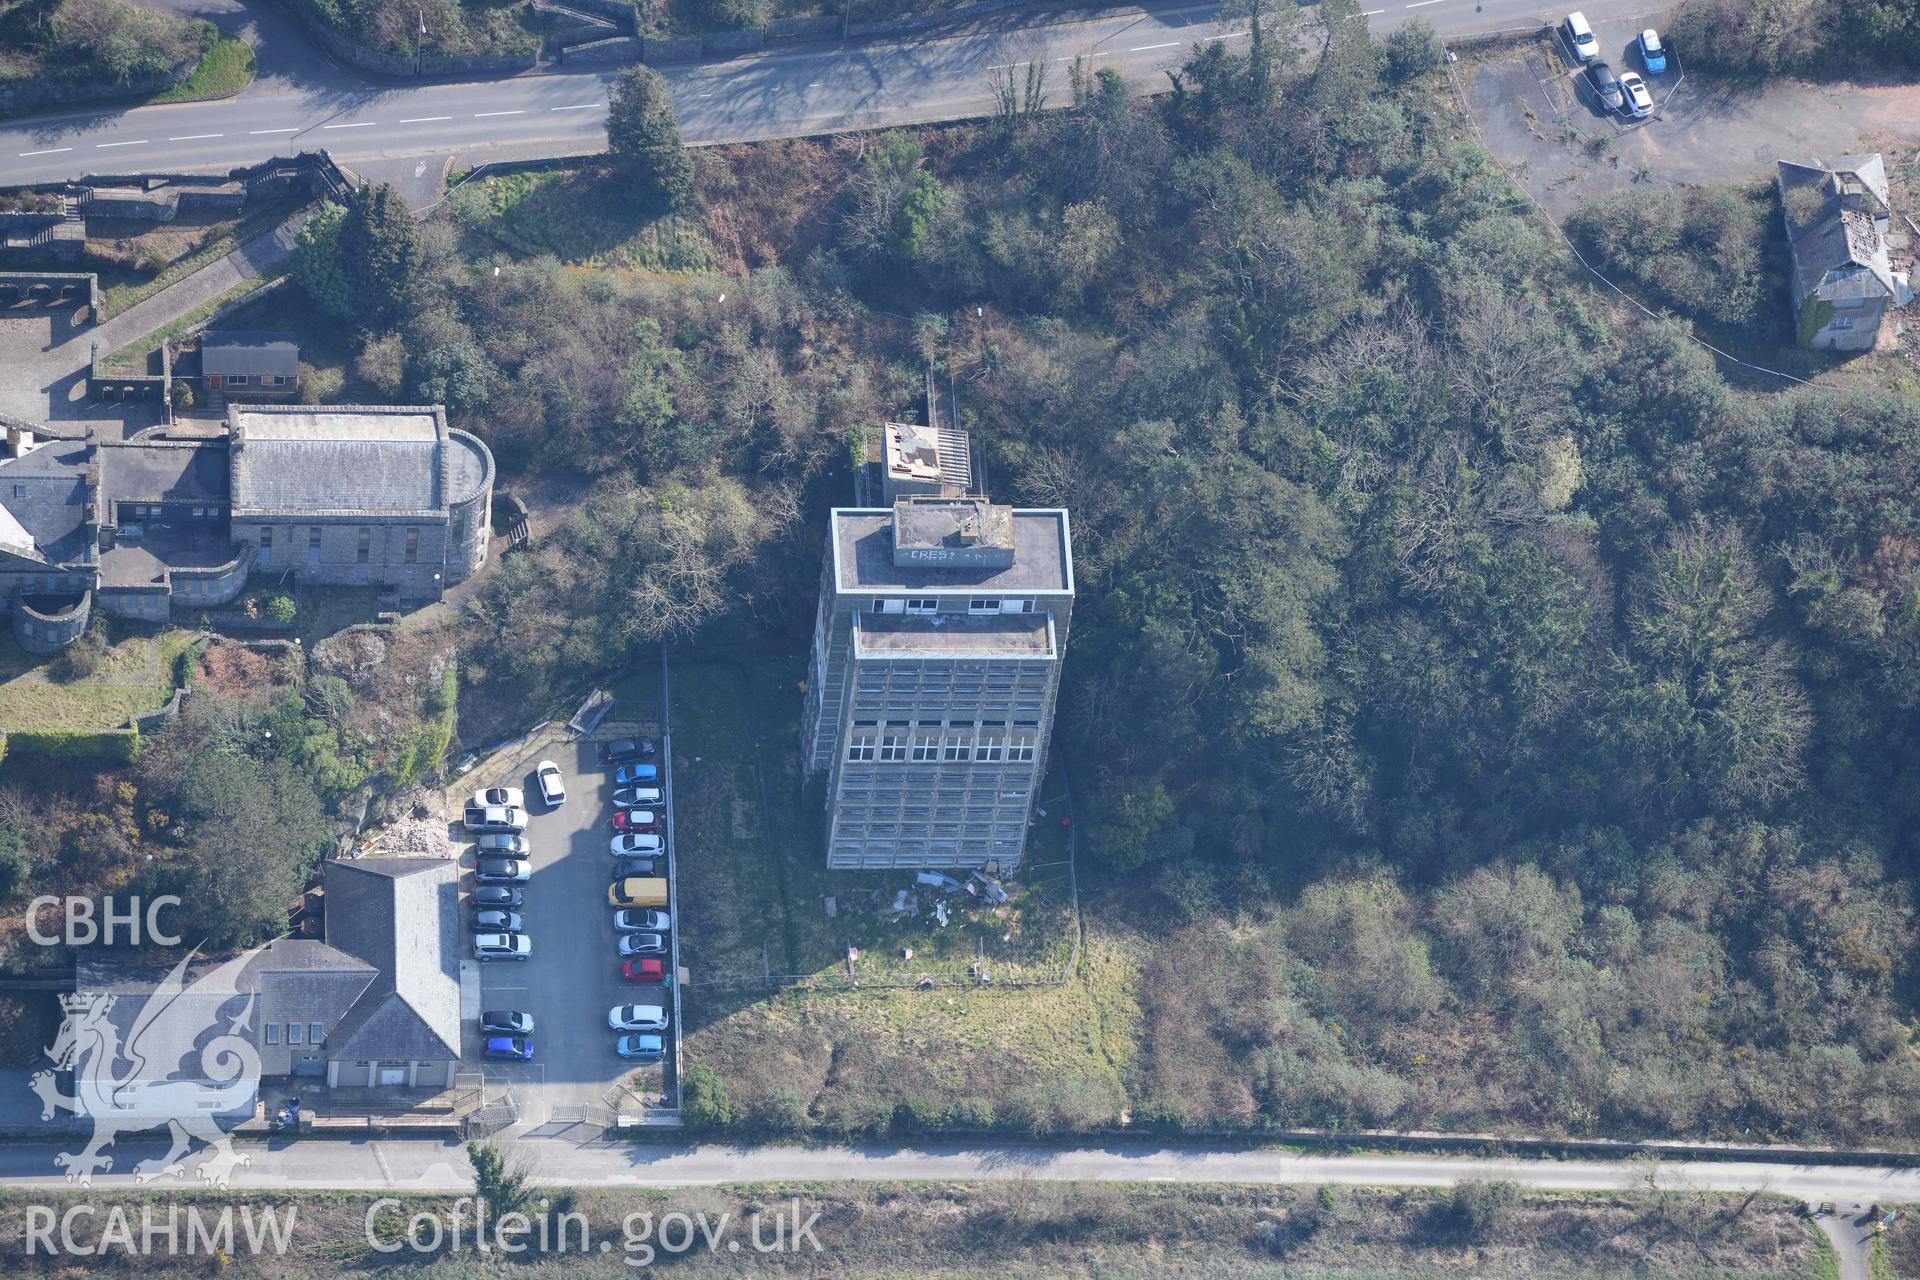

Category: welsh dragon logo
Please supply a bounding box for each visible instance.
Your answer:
[30,949,262,1187]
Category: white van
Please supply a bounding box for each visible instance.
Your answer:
[1563,11,1597,62]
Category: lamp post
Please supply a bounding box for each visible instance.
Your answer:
[415,9,425,77]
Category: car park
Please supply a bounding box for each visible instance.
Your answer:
[535,760,566,807]
[476,857,530,884]
[474,885,524,908]
[1563,11,1597,62]
[471,786,525,810]
[480,1010,534,1035]
[1586,60,1622,110]
[604,737,656,765]
[465,804,528,833]
[622,957,667,983]
[475,832,530,856]
[611,809,660,833]
[607,1003,669,1032]
[1618,70,1653,117]
[484,1036,535,1061]
[615,1033,665,1062]
[618,932,667,958]
[475,932,532,961]
[473,909,524,933]
[1637,28,1666,73]
[612,786,663,809]
[614,909,670,933]
[608,876,669,908]
[613,762,659,787]
[610,832,664,856]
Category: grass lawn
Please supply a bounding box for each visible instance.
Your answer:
[213,285,362,402]
[99,269,294,375]
[0,626,198,731]
[147,36,255,105]
[1872,1205,1917,1279]
[450,166,715,273]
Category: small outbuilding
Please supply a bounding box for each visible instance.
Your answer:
[201,331,299,398]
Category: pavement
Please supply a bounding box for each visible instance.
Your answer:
[0,0,1661,188]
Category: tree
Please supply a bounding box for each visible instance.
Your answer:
[680,1064,738,1129]
[605,65,693,212]
[292,202,351,319]
[466,1141,534,1226]
[333,184,421,329]
[0,828,27,901]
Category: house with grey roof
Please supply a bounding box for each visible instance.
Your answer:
[0,404,493,652]
[1777,154,1915,352]
[71,857,462,1104]
[200,331,299,399]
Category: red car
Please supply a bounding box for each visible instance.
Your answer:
[622,957,666,983]
[611,809,660,833]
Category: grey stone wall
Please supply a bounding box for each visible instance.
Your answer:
[97,583,170,623]
[238,517,453,599]
[0,273,97,319]
[559,35,643,64]
[640,36,702,63]
[0,56,199,114]
[12,591,91,655]
[266,0,539,77]
[170,549,253,608]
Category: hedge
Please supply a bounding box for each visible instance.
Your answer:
[2,728,141,766]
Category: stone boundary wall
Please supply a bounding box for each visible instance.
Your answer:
[169,548,254,610]
[12,592,91,655]
[0,55,199,114]
[560,36,645,64]
[0,272,97,321]
[265,0,539,78]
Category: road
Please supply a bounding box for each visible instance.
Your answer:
[1,0,1657,187]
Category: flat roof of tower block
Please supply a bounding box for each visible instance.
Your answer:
[831,507,1072,594]
[853,611,1056,659]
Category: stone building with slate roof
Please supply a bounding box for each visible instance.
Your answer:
[0,404,493,651]
[1777,154,1914,352]
[199,331,300,399]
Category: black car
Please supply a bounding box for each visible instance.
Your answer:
[476,857,531,884]
[1585,59,1623,110]
[474,909,524,933]
[480,1010,534,1035]
[603,736,657,765]
[612,857,659,879]
[474,886,523,909]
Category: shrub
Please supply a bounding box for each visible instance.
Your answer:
[1382,18,1444,82]
[680,1064,738,1129]
[1437,1179,1520,1242]
[264,594,297,623]
[53,628,108,681]
[6,729,141,766]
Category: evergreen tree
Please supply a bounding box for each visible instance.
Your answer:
[605,65,694,212]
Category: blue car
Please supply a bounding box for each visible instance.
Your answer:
[614,763,659,786]
[616,1033,665,1062]
[1637,28,1666,74]
[484,1036,534,1061]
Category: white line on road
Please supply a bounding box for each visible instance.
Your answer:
[1362,7,1385,13]
[95,140,147,148]
[1130,41,1181,51]
[249,127,298,134]
[1405,0,1444,7]
[322,122,376,129]
[550,103,598,110]
[168,133,223,141]
[399,115,453,123]
[18,148,71,156]
[475,109,525,117]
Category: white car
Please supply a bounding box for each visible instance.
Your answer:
[607,1003,669,1032]
[534,760,566,807]
[1618,70,1653,118]
[1563,11,1597,62]
[612,786,663,809]
[610,833,665,856]
[471,786,525,810]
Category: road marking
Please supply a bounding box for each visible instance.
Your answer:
[550,103,598,110]
[1129,41,1181,51]
[475,109,525,117]
[95,140,147,148]
[322,121,376,129]
[250,127,298,134]
[1203,30,1249,41]
[1362,7,1385,12]
[168,133,223,141]
[1056,50,1108,61]
[18,147,72,156]
[1405,0,1444,7]
[399,115,452,123]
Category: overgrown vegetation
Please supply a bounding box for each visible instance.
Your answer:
[1671,0,1920,76]
[0,0,214,92]
[299,0,538,59]
[1567,183,1779,334]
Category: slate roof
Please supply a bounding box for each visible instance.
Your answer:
[202,331,299,379]
[246,937,377,1041]
[0,442,96,567]
[1778,158,1897,306]
[228,406,448,518]
[322,858,461,1063]
[100,441,229,505]
[75,951,267,1099]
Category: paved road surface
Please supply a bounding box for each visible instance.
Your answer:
[1,0,1658,187]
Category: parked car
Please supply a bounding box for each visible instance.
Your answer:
[475,932,531,961]
[611,809,660,834]
[474,885,523,908]
[465,805,528,834]
[473,909,524,933]
[471,786,525,810]
[618,932,668,958]
[610,833,665,857]
[608,877,668,908]
[614,909,671,933]
[1637,27,1666,73]
[534,760,566,807]
[1563,10,1597,61]
[475,832,530,856]
[612,857,659,879]
[484,1036,534,1061]
[1618,69,1654,117]
[613,763,659,787]
[476,857,530,884]
[622,957,667,983]
[607,1003,669,1032]
[480,1010,533,1035]
[615,1033,665,1061]
[604,736,657,765]
[1586,60,1622,110]
[612,786,664,809]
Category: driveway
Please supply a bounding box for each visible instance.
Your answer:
[1463,16,1920,219]
[467,732,671,1132]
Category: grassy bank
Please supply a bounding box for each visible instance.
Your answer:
[149,35,256,105]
